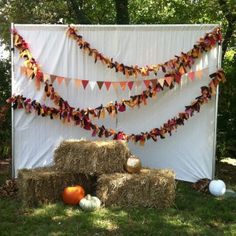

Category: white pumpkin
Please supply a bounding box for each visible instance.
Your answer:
[209,180,226,197]
[125,155,142,173]
[79,194,101,211]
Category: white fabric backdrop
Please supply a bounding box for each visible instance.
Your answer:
[12,24,219,182]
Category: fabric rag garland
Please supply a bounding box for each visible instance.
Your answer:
[12,30,204,120]
[67,26,222,78]
[7,70,226,145]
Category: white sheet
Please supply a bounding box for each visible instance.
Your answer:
[12,24,219,182]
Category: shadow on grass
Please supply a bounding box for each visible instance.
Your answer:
[0,161,236,235]
[216,160,236,190]
[1,181,236,236]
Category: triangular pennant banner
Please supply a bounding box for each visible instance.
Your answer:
[179,65,186,75]
[50,75,57,84]
[113,82,119,91]
[64,78,71,86]
[203,67,209,75]
[196,70,203,80]
[56,76,64,85]
[165,76,173,87]
[97,81,104,90]
[144,80,150,88]
[89,81,96,90]
[35,77,41,90]
[104,81,111,90]
[26,68,34,77]
[120,81,127,91]
[135,81,142,87]
[150,79,157,88]
[43,73,50,82]
[158,78,165,88]
[188,71,195,81]
[82,80,89,89]
[127,81,134,90]
[75,79,81,89]
[20,66,27,75]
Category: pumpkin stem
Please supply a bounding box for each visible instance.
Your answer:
[86,194,91,200]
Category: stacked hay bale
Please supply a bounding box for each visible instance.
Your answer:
[17,139,176,208]
[96,169,175,209]
[17,140,130,206]
[54,140,130,175]
[18,167,96,206]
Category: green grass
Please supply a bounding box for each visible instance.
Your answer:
[0,162,236,236]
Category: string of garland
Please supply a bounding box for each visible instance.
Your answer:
[43,80,159,119]
[13,29,43,90]
[13,29,202,120]
[7,70,225,145]
[67,26,222,78]
[13,28,197,91]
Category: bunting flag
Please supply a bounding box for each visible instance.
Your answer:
[74,79,81,89]
[97,81,104,90]
[112,82,119,91]
[165,76,173,87]
[19,65,207,91]
[151,79,157,88]
[50,75,57,83]
[26,68,34,78]
[67,26,222,78]
[127,81,134,90]
[158,78,165,88]
[56,76,64,85]
[196,70,203,80]
[82,80,89,89]
[104,81,111,90]
[188,71,195,81]
[64,78,71,86]
[7,70,226,146]
[136,80,142,88]
[43,73,50,82]
[20,66,27,75]
[120,81,127,91]
[144,80,150,89]
[89,81,96,90]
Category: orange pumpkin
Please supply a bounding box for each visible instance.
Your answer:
[62,185,85,205]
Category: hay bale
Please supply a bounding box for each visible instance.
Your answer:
[17,167,96,207]
[54,140,130,175]
[96,168,175,209]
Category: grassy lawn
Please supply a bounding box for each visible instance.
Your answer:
[0,161,236,236]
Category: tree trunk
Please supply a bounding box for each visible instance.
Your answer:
[67,0,91,24]
[218,0,236,59]
[115,0,130,24]
[222,21,234,60]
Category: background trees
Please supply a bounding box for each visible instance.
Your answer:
[0,0,235,159]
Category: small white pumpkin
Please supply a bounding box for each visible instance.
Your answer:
[79,194,101,211]
[125,155,142,173]
[209,180,226,197]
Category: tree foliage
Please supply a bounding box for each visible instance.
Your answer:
[217,49,236,158]
[0,58,11,159]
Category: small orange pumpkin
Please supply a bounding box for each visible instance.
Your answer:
[62,185,85,205]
